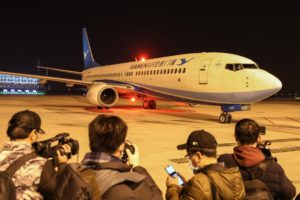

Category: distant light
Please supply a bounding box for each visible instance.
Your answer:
[131,97,136,102]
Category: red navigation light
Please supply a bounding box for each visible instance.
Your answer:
[138,54,147,62]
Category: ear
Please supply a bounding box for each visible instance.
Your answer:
[195,151,202,160]
[28,129,37,142]
[113,143,125,158]
[119,143,125,153]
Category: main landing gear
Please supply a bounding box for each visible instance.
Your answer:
[219,112,232,123]
[143,100,156,109]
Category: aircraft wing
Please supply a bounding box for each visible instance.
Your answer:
[0,70,165,100]
[0,70,138,92]
[0,70,92,86]
[37,66,82,75]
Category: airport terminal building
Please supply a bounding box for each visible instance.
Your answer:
[0,74,44,95]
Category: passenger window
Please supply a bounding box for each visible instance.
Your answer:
[183,68,186,73]
[174,68,177,74]
[178,68,181,73]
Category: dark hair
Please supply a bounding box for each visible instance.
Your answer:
[7,110,42,140]
[89,114,128,153]
[235,118,259,145]
[188,147,217,158]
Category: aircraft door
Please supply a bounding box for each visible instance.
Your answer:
[198,59,211,84]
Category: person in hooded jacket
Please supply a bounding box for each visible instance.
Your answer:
[218,118,296,200]
[166,130,245,200]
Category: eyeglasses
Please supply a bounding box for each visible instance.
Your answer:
[35,128,45,135]
[21,126,45,135]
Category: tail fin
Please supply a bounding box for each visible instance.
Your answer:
[82,28,100,69]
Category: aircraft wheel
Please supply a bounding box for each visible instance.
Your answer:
[143,100,149,109]
[149,100,156,109]
[227,114,232,123]
[97,106,103,110]
[219,113,227,123]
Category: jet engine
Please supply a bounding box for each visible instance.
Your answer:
[86,83,119,107]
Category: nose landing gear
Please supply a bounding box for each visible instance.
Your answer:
[219,112,232,123]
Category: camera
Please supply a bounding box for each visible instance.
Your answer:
[32,133,79,158]
[259,126,266,135]
[257,140,277,161]
[121,140,135,163]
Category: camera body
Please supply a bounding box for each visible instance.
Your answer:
[121,140,135,163]
[33,133,79,158]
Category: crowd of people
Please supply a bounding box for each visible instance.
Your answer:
[0,109,298,200]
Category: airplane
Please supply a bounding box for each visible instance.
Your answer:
[0,28,282,123]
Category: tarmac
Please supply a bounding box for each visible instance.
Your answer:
[0,95,299,196]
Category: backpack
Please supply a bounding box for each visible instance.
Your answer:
[0,152,37,200]
[243,160,273,200]
[39,161,92,200]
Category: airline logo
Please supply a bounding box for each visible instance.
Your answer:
[84,50,89,60]
[129,58,194,70]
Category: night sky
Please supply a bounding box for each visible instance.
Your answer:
[0,2,299,94]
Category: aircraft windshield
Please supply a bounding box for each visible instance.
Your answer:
[225,63,258,71]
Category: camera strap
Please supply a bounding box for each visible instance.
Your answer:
[5,152,38,177]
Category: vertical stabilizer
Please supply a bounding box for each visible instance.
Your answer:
[82,28,100,69]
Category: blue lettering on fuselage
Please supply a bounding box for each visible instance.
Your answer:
[177,58,194,66]
[129,57,194,70]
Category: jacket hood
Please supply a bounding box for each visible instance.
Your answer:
[233,146,265,167]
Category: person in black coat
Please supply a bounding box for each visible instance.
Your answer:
[218,118,296,200]
[77,114,163,200]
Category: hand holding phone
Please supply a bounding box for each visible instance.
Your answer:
[165,165,184,186]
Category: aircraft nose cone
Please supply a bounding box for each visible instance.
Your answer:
[254,71,282,100]
[272,75,282,93]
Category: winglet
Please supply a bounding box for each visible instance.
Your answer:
[82,28,100,69]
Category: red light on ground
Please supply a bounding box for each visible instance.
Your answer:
[131,97,136,102]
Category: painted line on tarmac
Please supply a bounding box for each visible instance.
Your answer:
[170,145,300,164]
[217,138,300,147]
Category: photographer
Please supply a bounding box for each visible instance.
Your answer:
[76,114,163,200]
[218,118,296,200]
[0,110,71,200]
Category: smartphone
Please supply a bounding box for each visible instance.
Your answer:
[165,165,184,186]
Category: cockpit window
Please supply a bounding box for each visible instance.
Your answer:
[225,64,243,71]
[225,64,234,71]
[234,64,243,71]
[225,63,258,71]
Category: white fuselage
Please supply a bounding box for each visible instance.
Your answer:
[82,52,282,105]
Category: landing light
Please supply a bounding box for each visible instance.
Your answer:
[131,97,136,102]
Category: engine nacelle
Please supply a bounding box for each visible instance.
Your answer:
[86,84,119,107]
